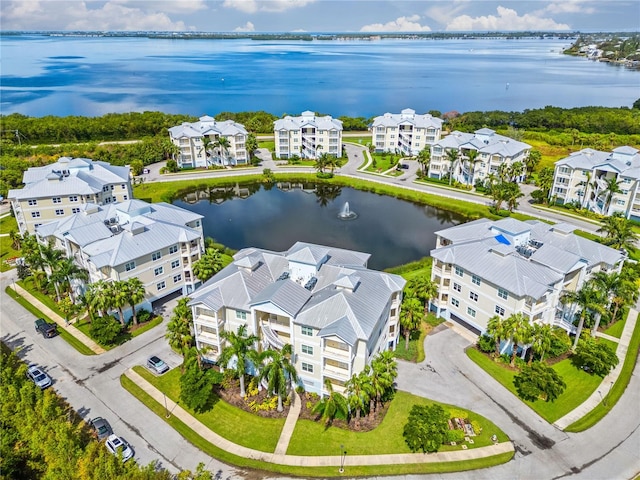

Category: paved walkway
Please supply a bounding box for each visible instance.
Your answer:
[274,391,301,455]
[554,307,638,429]
[8,280,106,354]
[124,368,514,468]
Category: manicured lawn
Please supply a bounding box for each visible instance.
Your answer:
[258,141,275,150]
[133,365,285,453]
[287,390,508,456]
[121,374,513,477]
[343,136,371,145]
[0,235,20,272]
[467,348,601,423]
[0,215,17,234]
[603,318,626,339]
[365,153,401,173]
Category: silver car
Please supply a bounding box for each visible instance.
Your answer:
[147,356,170,374]
[105,434,134,462]
[26,365,52,389]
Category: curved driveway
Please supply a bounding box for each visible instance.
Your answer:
[2,145,637,479]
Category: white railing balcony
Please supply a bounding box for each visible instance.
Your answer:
[322,346,352,362]
[261,324,286,350]
[197,329,220,343]
[323,365,350,381]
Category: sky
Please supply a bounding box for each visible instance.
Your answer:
[1,0,638,33]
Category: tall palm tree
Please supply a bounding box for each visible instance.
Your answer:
[111,280,129,326]
[259,344,298,412]
[369,353,395,412]
[125,277,146,325]
[192,247,223,282]
[315,152,330,174]
[504,313,531,366]
[166,297,194,363]
[528,323,553,364]
[399,294,423,349]
[597,212,639,251]
[609,279,638,325]
[577,171,597,209]
[465,149,480,186]
[406,276,438,314]
[214,136,231,166]
[53,257,87,302]
[312,378,349,426]
[445,148,459,185]
[561,280,605,351]
[345,369,374,428]
[601,176,623,214]
[486,314,508,356]
[219,324,259,398]
[417,147,431,176]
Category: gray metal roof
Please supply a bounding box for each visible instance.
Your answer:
[371,109,443,130]
[433,130,530,158]
[274,112,343,132]
[168,116,247,139]
[554,147,640,180]
[318,316,358,346]
[250,279,311,317]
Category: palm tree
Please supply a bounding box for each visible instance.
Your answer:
[577,171,597,209]
[345,369,373,428]
[601,177,623,214]
[465,149,480,186]
[166,297,194,362]
[508,161,525,182]
[369,353,395,412]
[399,294,423,349]
[53,257,87,302]
[561,281,605,351]
[505,183,524,212]
[528,323,553,364]
[219,324,259,398]
[445,148,459,185]
[524,150,541,181]
[590,271,621,334]
[214,136,231,166]
[504,313,531,366]
[9,230,21,250]
[111,280,129,326]
[417,147,431,176]
[609,279,638,325]
[406,276,438,314]
[124,277,146,325]
[486,314,508,356]
[315,152,330,174]
[259,344,298,412]
[597,212,639,251]
[373,350,397,385]
[313,378,349,426]
[192,248,223,283]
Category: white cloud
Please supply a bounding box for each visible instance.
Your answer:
[223,0,316,14]
[543,1,596,15]
[234,21,255,32]
[445,6,570,31]
[1,0,195,31]
[360,15,431,33]
[109,0,207,14]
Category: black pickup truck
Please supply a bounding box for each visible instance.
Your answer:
[34,318,58,338]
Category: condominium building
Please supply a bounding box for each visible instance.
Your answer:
[35,199,204,313]
[189,242,405,396]
[369,108,443,156]
[551,146,640,220]
[428,129,531,185]
[430,218,625,335]
[8,157,132,235]
[274,111,343,160]
[168,115,248,168]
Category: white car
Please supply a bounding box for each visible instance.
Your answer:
[105,434,134,462]
[26,365,52,389]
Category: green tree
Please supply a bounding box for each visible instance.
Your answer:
[597,212,639,251]
[601,177,623,214]
[514,361,567,402]
[445,148,459,185]
[561,280,606,351]
[406,276,439,314]
[345,369,374,428]
[315,152,330,174]
[179,349,221,413]
[465,149,480,186]
[524,149,541,180]
[166,297,194,361]
[89,315,121,346]
[259,344,298,412]
[504,313,531,367]
[218,324,258,398]
[312,378,349,426]
[527,323,553,364]
[417,147,431,176]
[403,403,449,453]
[536,167,555,204]
[213,136,231,165]
[110,280,130,326]
[575,336,619,377]
[369,351,396,412]
[399,294,423,349]
[130,159,144,176]
[124,277,146,326]
[486,314,508,356]
[245,133,258,161]
[192,247,223,283]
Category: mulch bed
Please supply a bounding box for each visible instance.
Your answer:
[215,378,291,419]
[298,392,390,432]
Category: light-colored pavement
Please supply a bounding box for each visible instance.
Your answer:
[273,392,301,456]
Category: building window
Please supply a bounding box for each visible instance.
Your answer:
[55,209,64,216]
[495,305,505,316]
[169,244,178,254]
[171,259,180,269]
[498,288,508,300]
[451,297,460,307]
[69,195,78,202]
[123,195,128,201]
[52,197,61,204]
[467,307,476,318]
[301,362,313,373]
[152,251,162,261]
[472,275,481,286]
[72,207,80,214]
[195,220,201,227]
[236,310,247,320]
[469,291,478,302]
[125,261,135,271]
[301,344,313,355]
[616,199,625,206]
[173,274,182,283]
[31,211,41,218]
[455,266,464,277]
[157,281,166,291]
[154,266,164,276]
[28,199,37,206]
[453,282,461,292]
[121,184,126,189]
[110,185,114,190]
[103,186,109,192]
[301,326,313,336]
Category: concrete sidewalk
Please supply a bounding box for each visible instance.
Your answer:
[8,281,105,354]
[554,307,638,429]
[124,368,514,469]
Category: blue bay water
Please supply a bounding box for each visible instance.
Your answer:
[1,34,638,117]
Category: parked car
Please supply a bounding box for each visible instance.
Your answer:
[34,318,57,338]
[105,434,133,462]
[147,356,170,374]
[26,365,52,389]
[89,417,113,441]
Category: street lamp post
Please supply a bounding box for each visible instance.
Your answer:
[164,393,171,418]
[339,444,347,473]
